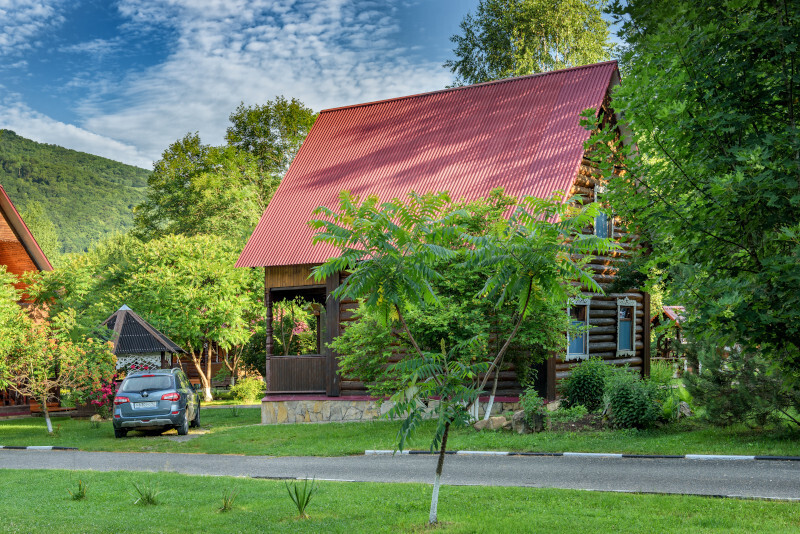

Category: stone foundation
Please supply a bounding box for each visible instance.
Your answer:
[260,395,521,424]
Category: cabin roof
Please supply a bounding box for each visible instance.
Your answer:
[237,61,619,268]
[102,305,186,355]
[0,185,53,272]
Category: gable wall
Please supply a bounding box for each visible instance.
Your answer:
[0,208,37,290]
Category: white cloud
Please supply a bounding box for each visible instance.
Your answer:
[0,0,66,55]
[59,37,123,57]
[0,96,153,168]
[75,0,451,163]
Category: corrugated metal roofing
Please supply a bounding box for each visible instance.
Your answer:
[237,61,619,268]
[102,305,185,355]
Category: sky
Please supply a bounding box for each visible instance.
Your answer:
[0,0,485,169]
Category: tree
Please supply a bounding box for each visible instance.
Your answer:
[445,0,613,85]
[587,1,800,386]
[20,201,60,263]
[226,96,317,178]
[0,270,116,433]
[133,135,272,244]
[310,190,611,524]
[27,234,263,401]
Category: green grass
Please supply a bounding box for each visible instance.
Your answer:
[2,412,799,457]
[1,469,798,533]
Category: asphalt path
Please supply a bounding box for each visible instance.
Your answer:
[1,450,799,500]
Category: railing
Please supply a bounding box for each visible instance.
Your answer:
[269,354,326,394]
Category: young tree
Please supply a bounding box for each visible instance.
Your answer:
[445,0,613,85]
[588,0,800,385]
[311,190,611,524]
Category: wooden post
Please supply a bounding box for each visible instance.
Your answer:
[642,291,651,378]
[546,356,557,401]
[265,283,273,393]
[160,351,167,369]
[325,273,341,397]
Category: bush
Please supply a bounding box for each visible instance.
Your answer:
[520,386,546,426]
[548,404,588,424]
[563,358,609,412]
[604,368,662,429]
[229,377,266,403]
[649,360,675,387]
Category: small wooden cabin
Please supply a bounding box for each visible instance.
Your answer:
[0,185,53,417]
[102,304,186,370]
[237,61,650,401]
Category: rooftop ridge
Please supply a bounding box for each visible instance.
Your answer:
[319,60,618,114]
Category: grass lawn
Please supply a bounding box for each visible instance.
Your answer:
[1,469,798,533]
[2,410,799,457]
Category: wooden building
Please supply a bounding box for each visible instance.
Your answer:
[237,61,650,402]
[0,184,53,417]
[102,304,186,370]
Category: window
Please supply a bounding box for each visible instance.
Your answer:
[616,297,637,356]
[567,298,591,360]
[593,185,613,238]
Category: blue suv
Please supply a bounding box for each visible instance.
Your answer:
[112,368,200,438]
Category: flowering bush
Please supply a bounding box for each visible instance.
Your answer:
[87,373,120,419]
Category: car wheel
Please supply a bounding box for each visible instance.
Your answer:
[190,406,200,428]
[177,416,189,436]
[114,427,128,438]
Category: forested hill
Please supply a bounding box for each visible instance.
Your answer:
[0,129,151,254]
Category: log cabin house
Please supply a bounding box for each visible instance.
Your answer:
[0,184,53,417]
[237,61,650,420]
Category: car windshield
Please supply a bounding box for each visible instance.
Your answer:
[121,375,172,392]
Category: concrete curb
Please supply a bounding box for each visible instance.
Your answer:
[364,450,800,461]
[0,445,78,450]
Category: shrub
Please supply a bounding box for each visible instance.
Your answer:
[520,386,546,427]
[563,358,609,412]
[604,368,662,429]
[230,377,266,403]
[649,360,675,387]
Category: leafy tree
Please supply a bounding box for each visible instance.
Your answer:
[586,1,800,387]
[133,135,273,244]
[311,190,611,524]
[0,270,116,433]
[20,201,60,265]
[28,234,262,401]
[226,96,317,178]
[445,0,613,85]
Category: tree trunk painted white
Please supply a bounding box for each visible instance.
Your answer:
[482,395,495,421]
[483,357,503,420]
[203,387,212,402]
[43,404,53,434]
[429,473,441,524]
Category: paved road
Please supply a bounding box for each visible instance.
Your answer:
[2,450,799,500]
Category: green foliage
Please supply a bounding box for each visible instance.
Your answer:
[520,386,546,426]
[548,404,589,424]
[68,480,88,501]
[445,0,612,85]
[229,377,266,404]
[284,478,318,519]
[272,298,318,356]
[133,135,273,245]
[682,339,800,428]
[130,481,162,506]
[20,201,60,265]
[591,1,800,388]
[563,358,609,412]
[648,360,675,387]
[604,367,662,429]
[0,129,149,254]
[226,96,317,178]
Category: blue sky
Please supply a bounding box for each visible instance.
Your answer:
[0,1,618,170]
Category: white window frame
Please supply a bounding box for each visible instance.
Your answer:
[616,297,637,357]
[566,297,591,361]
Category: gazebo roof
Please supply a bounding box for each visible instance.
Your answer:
[102,305,185,355]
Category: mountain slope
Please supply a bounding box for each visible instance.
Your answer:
[0,129,151,254]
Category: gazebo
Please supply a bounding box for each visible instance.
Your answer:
[102,305,185,370]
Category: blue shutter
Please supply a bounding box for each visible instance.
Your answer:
[595,211,609,238]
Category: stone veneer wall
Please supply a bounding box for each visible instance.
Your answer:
[261,396,521,424]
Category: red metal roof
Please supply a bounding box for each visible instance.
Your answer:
[237,61,619,268]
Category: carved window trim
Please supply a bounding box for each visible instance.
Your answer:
[566,297,591,361]
[616,297,637,357]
